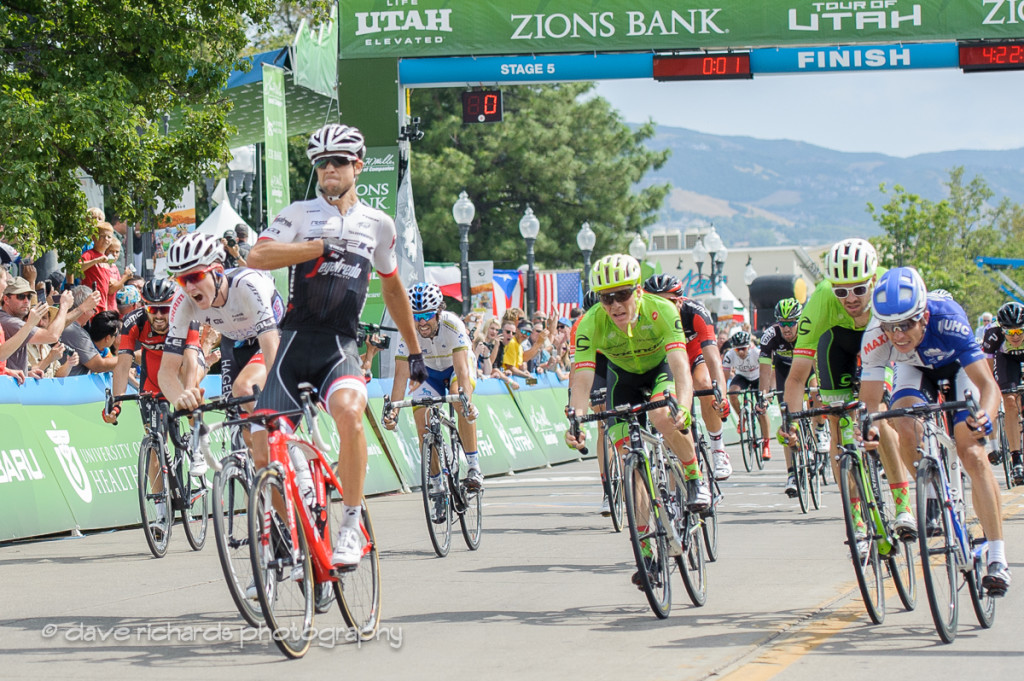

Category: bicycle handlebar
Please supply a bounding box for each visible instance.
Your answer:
[860,390,982,439]
[781,400,863,429]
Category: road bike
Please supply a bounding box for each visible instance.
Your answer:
[199,382,380,658]
[867,393,996,643]
[588,386,624,533]
[692,383,724,562]
[737,388,765,472]
[106,389,211,559]
[384,390,483,557]
[784,400,916,624]
[570,392,706,618]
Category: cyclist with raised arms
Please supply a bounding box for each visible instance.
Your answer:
[861,267,1010,595]
[245,122,426,569]
[982,301,1024,484]
[643,274,733,480]
[565,255,707,517]
[782,238,911,533]
[759,298,828,496]
[158,232,284,431]
[384,282,483,514]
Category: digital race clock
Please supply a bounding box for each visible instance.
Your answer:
[461,90,503,123]
[958,41,1024,72]
[653,53,752,81]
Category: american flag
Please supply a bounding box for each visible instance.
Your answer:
[536,271,582,319]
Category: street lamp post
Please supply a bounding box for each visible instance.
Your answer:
[519,206,540,317]
[703,227,727,295]
[576,221,596,294]
[743,255,758,325]
[452,191,476,316]
[628,233,648,264]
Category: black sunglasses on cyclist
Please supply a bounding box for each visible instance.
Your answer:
[880,317,923,335]
[832,283,870,299]
[599,288,635,306]
[314,156,354,170]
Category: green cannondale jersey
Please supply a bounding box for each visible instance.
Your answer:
[573,292,687,374]
[794,271,887,358]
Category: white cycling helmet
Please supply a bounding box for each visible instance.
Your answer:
[873,267,927,323]
[407,282,444,312]
[306,123,365,163]
[825,238,878,285]
[166,232,224,274]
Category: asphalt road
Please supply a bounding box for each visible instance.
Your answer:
[2,445,1023,680]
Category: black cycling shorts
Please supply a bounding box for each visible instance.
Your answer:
[815,325,863,399]
[256,330,365,420]
[994,353,1024,390]
[220,337,262,396]
[730,374,759,392]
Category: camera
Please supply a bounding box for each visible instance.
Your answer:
[222,231,237,248]
[368,333,390,350]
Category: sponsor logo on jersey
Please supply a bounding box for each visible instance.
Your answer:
[938,318,971,338]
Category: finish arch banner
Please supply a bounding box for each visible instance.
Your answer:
[341,1,1024,59]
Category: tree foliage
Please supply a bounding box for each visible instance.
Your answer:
[0,0,278,264]
[868,166,1024,319]
[409,84,670,269]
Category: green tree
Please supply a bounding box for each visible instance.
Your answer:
[409,84,669,269]
[868,167,1024,319]
[0,0,279,265]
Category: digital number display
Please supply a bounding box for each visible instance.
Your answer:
[653,54,752,81]
[959,41,1024,72]
[461,90,503,123]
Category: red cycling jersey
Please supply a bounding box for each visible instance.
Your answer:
[118,308,200,393]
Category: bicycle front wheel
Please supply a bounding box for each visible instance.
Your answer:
[604,431,625,533]
[751,407,765,471]
[211,458,261,627]
[998,410,1014,490]
[248,467,314,659]
[838,452,885,624]
[793,444,809,514]
[622,453,671,619]
[874,461,916,612]
[138,438,171,558]
[740,410,755,473]
[696,435,720,562]
[669,458,706,607]
[179,451,209,551]
[420,436,452,557]
[917,457,959,643]
[800,423,822,510]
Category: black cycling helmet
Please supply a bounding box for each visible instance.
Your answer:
[998,301,1024,329]
[642,273,683,296]
[582,289,599,311]
[141,278,176,304]
[731,330,751,347]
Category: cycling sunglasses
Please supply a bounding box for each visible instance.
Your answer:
[314,156,353,170]
[880,315,924,335]
[145,305,170,316]
[778,320,797,328]
[598,288,635,305]
[174,265,217,288]
[1006,327,1024,338]
[832,283,870,299]
[413,310,438,322]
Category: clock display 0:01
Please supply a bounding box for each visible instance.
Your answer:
[959,41,1024,72]
[461,90,503,123]
[653,53,752,81]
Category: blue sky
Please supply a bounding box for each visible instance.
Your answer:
[594,68,1024,158]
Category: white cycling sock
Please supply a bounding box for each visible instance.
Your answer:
[988,540,1006,567]
[342,504,361,530]
[709,429,724,450]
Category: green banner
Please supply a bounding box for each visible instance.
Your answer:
[263,64,290,221]
[340,1,1024,58]
[293,3,339,99]
[358,145,399,216]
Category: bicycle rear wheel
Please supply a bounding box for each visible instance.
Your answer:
[179,451,209,551]
[917,457,959,643]
[335,504,382,641]
[420,435,452,557]
[838,452,885,624]
[622,453,671,619]
[669,458,706,606]
[695,434,720,562]
[603,430,625,533]
[138,438,171,558]
[212,457,261,627]
[800,422,822,510]
[997,409,1014,490]
[248,467,313,659]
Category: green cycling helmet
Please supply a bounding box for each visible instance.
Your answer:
[590,254,641,293]
[774,297,802,322]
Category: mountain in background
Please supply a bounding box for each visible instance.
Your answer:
[637,125,1024,247]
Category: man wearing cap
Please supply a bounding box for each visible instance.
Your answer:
[0,276,76,376]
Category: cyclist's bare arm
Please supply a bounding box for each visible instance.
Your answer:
[783,356,814,416]
[965,359,1001,430]
[158,348,203,411]
[257,328,280,370]
[247,239,322,271]
[390,358,410,404]
[667,348,694,417]
[380,273,422,358]
[110,353,134,400]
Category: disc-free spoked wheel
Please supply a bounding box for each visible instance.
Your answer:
[420,435,452,557]
[696,437,719,562]
[138,438,171,558]
[248,467,314,659]
[917,457,959,643]
[335,504,382,641]
[623,454,671,619]
[838,453,885,624]
[212,457,261,627]
[603,430,625,533]
[179,451,209,551]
